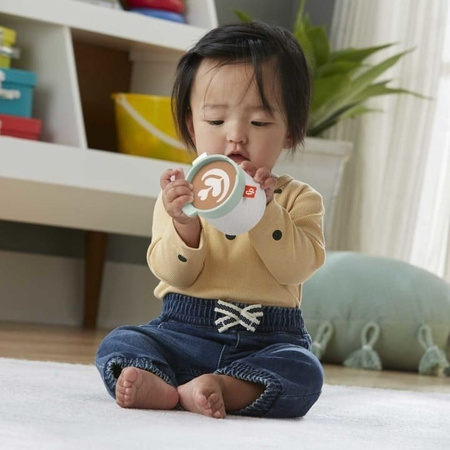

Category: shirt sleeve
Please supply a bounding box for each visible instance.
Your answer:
[147,193,207,288]
[248,182,325,285]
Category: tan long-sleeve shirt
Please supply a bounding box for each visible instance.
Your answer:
[147,175,325,308]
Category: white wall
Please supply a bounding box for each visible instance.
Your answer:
[214,0,335,32]
[215,0,299,28]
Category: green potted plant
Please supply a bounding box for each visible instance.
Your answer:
[236,0,423,137]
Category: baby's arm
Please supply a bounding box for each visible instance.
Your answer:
[147,169,206,288]
[160,168,201,248]
[249,183,325,285]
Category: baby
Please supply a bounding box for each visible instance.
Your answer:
[96,20,325,419]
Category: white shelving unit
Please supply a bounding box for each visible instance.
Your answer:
[0,137,192,236]
[0,0,217,236]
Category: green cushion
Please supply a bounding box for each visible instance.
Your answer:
[302,252,450,375]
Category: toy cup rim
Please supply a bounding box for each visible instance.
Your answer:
[183,154,246,220]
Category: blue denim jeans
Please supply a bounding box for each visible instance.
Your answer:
[95,294,324,418]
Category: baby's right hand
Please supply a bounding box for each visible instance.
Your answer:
[160,168,195,224]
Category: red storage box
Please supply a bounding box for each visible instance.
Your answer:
[0,113,42,140]
[126,0,185,13]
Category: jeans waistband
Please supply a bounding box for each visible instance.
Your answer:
[162,293,306,333]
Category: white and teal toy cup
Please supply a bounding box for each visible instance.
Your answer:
[182,153,266,235]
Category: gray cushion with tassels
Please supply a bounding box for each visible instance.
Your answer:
[302,252,450,376]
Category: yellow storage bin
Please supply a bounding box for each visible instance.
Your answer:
[0,26,18,68]
[112,93,195,163]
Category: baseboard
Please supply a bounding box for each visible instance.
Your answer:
[0,250,162,329]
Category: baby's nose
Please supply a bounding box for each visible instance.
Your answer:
[227,125,247,144]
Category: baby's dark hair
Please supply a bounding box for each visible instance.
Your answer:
[172,21,311,150]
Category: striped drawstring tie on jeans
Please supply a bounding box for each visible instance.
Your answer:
[214,300,264,333]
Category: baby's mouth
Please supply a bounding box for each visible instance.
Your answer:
[228,153,248,165]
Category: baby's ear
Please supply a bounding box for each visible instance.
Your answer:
[283,133,293,150]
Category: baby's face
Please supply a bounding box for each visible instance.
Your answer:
[186,58,290,171]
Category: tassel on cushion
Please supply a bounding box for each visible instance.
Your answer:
[343,321,382,370]
[417,324,450,377]
[311,321,333,360]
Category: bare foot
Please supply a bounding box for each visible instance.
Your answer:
[115,366,179,410]
[177,374,226,419]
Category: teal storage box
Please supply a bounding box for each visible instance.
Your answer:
[0,67,37,118]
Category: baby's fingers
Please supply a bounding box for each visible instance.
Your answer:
[239,160,257,178]
[165,181,193,204]
[253,167,273,185]
[160,167,185,189]
[261,174,277,190]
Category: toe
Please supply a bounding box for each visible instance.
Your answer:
[122,367,139,384]
[204,391,225,418]
[212,401,226,419]
[213,409,225,419]
[116,390,126,407]
[122,379,132,388]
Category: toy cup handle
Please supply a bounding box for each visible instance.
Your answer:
[182,203,198,217]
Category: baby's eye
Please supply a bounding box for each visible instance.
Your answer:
[207,120,224,126]
[251,121,269,127]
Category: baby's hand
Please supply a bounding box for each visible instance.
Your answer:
[160,168,196,224]
[240,161,277,204]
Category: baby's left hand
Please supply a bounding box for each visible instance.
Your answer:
[240,161,277,204]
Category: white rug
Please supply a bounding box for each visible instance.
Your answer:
[0,358,449,450]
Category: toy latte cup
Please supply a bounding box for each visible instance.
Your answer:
[182,153,266,235]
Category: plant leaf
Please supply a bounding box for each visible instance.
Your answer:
[331,43,394,63]
[311,74,351,112]
[234,9,253,23]
[316,61,362,78]
[293,0,307,33]
[355,82,431,101]
[351,50,413,94]
[293,21,317,70]
[338,104,382,120]
[308,108,347,136]
[307,26,330,67]
[312,50,414,127]
[308,103,378,136]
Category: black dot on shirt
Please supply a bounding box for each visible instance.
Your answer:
[274,189,282,194]
[178,254,187,262]
[272,230,282,241]
[225,235,236,240]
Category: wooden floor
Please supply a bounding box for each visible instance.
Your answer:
[1,322,449,393]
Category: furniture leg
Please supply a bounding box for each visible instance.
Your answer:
[84,231,108,329]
